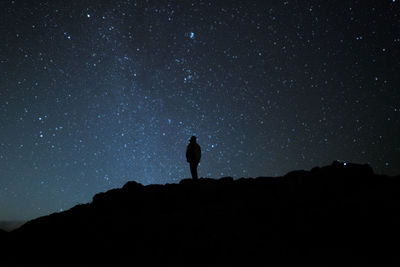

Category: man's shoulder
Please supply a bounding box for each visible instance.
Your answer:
[188,142,201,149]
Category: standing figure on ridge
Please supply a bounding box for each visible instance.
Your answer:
[186,136,201,179]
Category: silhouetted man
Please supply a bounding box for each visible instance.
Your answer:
[186,136,201,179]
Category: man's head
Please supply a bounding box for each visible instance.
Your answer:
[190,136,197,143]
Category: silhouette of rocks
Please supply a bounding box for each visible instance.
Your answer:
[0,229,9,255]
[0,221,25,232]
[4,161,400,266]
[0,228,7,238]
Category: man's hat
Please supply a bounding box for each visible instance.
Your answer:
[190,136,197,141]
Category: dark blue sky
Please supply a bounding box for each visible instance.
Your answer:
[1,0,399,221]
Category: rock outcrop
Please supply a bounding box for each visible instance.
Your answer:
[4,161,400,266]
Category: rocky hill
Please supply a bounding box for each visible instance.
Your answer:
[0,221,25,232]
[3,161,400,266]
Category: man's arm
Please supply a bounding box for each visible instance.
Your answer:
[186,145,190,162]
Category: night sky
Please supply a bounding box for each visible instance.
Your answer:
[1,0,399,221]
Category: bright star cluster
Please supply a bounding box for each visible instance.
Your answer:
[0,0,399,221]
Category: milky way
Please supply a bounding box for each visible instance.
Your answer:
[1,0,399,221]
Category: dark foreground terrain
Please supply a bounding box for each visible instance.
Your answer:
[0,221,25,232]
[2,161,400,266]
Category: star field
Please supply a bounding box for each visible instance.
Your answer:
[1,0,399,221]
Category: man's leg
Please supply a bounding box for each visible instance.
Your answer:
[190,162,198,179]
